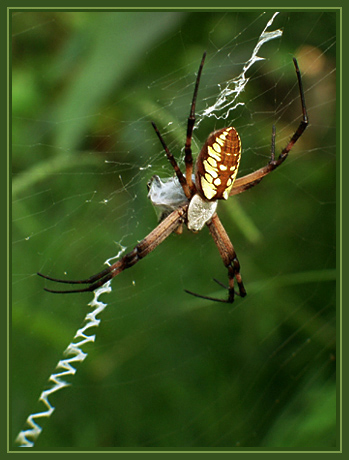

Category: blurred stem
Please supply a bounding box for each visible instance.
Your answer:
[137,99,184,146]
[223,199,263,244]
[265,268,336,288]
[183,268,336,310]
[12,153,99,198]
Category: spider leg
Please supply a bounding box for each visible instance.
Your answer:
[230,58,309,196]
[185,213,246,303]
[151,122,191,199]
[38,206,187,294]
[151,52,206,199]
[229,125,276,196]
[184,51,206,192]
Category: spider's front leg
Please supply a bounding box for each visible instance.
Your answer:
[38,206,188,294]
[206,213,246,303]
[185,213,246,304]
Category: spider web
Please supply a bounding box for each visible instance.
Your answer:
[11,10,337,450]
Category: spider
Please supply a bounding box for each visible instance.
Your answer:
[38,53,308,303]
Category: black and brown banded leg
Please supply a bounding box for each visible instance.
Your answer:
[185,213,246,303]
[151,122,191,199]
[207,213,246,302]
[230,58,309,197]
[38,206,188,294]
[184,52,206,192]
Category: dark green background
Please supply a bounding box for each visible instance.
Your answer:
[11,10,337,450]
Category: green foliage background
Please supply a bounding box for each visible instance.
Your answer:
[12,10,337,450]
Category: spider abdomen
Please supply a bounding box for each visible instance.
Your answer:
[195,127,241,201]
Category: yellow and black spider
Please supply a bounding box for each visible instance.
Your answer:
[38,53,308,303]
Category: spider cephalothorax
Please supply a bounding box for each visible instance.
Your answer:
[39,52,308,303]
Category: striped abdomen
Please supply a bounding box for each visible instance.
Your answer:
[195,127,241,201]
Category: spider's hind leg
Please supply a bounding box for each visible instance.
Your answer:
[184,51,206,192]
[151,53,207,200]
[151,122,191,199]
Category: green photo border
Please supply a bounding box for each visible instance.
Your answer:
[5,2,342,454]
